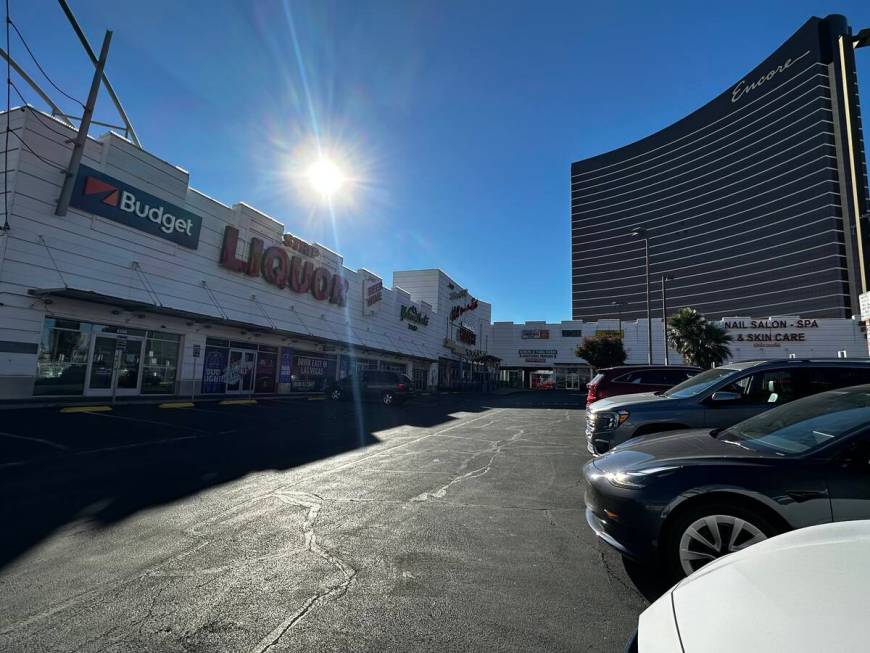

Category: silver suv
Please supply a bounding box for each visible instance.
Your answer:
[585,359,870,455]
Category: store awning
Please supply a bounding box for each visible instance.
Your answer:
[28,287,438,363]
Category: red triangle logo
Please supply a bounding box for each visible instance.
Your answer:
[84,176,119,206]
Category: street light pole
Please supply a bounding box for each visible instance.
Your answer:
[661,274,673,365]
[631,227,652,364]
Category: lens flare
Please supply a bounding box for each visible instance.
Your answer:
[306,158,345,198]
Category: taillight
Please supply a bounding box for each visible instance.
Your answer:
[397,383,407,391]
[586,384,599,404]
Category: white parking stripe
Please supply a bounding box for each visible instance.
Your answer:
[0,430,69,451]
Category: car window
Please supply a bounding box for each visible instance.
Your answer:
[663,367,738,398]
[720,370,796,405]
[613,370,660,385]
[722,387,870,455]
[662,369,695,385]
[803,367,870,396]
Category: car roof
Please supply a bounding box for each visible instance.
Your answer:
[724,359,870,370]
[599,364,700,372]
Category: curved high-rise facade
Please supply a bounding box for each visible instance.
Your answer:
[571,15,870,320]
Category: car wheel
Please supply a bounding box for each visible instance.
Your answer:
[664,503,777,579]
[330,388,342,401]
[382,392,394,406]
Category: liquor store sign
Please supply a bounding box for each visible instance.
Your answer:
[722,318,819,347]
[519,349,557,362]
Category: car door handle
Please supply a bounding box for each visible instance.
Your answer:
[785,490,827,503]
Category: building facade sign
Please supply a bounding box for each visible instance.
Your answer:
[282,233,320,258]
[458,325,476,345]
[219,226,349,306]
[595,329,623,338]
[448,288,468,300]
[364,279,383,309]
[450,297,479,321]
[518,349,557,358]
[721,318,820,347]
[70,165,202,249]
[521,329,549,339]
[400,305,429,330]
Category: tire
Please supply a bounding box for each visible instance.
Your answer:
[329,388,343,401]
[382,391,394,406]
[662,502,778,580]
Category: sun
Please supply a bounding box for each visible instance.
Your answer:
[306,158,345,198]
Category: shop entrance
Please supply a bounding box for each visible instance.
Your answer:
[225,348,257,393]
[85,334,145,396]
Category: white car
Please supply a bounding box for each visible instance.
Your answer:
[636,520,870,652]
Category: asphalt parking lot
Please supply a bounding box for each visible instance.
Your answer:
[0,391,658,652]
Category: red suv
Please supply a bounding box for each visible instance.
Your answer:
[586,365,700,405]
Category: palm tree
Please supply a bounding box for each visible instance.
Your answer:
[667,307,731,368]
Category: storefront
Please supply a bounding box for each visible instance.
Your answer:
[34,318,182,397]
[0,108,453,402]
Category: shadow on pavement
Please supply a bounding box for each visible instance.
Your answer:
[622,556,674,603]
[0,390,585,571]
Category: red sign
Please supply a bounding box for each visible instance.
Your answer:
[450,297,479,322]
[219,226,348,306]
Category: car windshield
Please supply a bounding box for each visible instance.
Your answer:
[662,367,736,398]
[721,387,870,455]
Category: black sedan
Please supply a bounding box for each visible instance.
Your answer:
[584,384,870,580]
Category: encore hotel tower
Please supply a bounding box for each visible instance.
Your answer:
[571,15,870,321]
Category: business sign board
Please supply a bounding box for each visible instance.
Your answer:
[720,318,820,348]
[521,329,549,339]
[70,165,202,249]
[220,226,349,306]
[595,329,623,338]
[518,349,557,358]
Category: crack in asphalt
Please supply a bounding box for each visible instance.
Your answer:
[410,429,525,503]
[250,492,356,653]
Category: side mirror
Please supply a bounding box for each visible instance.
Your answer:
[710,391,740,402]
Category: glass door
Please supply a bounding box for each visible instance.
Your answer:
[86,335,144,396]
[226,349,257,394]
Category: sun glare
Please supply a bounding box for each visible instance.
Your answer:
[306,158,345,198]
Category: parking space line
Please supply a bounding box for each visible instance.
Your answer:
[219,399,257,405]
[60,406,112,413]
[0,431,69,451]
[159,402,195,409]
[86,411,211,434]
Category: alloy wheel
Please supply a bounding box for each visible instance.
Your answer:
[678,514,767,576]
[383,392,393,405]
[330,389,342,400]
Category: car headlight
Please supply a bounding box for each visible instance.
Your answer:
[593,409,630,431]
[604,466,678,489]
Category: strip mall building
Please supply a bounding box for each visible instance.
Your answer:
[0,107,498,401]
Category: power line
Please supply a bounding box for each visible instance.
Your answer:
[8,127,67,173]
[10,80,73,141]
[9,18,83,109]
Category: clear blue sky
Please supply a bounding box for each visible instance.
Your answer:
[8,0,870,322]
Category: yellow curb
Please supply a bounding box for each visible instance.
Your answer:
[60,405,112,413]
[307,396,326,401]
[159,402,195,409]
[219,399,257,405]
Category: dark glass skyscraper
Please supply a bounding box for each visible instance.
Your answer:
[571,15,869,321]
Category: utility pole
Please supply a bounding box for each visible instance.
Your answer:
[631,227,652,364]
[55,30,112,216]
[661,274,673,365]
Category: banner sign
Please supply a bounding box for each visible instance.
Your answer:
[291,353,336,391]
[202,347,227,393]
[70,165,202,249]
[521,329,549,339]
[279,347,293,383]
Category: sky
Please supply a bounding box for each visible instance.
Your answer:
[7,0,870,323]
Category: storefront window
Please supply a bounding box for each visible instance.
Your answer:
[142,333,181,394]
[380,361,407,373]
[34,320,91,395]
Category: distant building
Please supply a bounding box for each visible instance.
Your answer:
[571,15,870,321]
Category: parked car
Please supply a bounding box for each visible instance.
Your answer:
[585,359,870,455]
[327,370,414,405]
[585,365,700,405]
[584,384,870,582]
[631,520,870,652]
